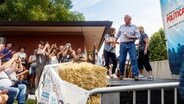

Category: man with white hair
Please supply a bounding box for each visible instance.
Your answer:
[116,15,140,81]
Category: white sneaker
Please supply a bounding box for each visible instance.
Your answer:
[147,75,154,80]
[138,74,145,78]
[111,74,118,79]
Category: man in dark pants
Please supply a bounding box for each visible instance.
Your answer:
[104,27,117,78]
[35,42,49,88]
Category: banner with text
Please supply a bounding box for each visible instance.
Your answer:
[160,0,184,74]
[36,64,89,104]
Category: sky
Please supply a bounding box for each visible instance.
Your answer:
[72,0,163,36]
[71,0,164,56]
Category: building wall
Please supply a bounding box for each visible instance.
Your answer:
[4,32,84,57]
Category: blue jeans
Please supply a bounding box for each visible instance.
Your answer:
[7,87,19,104]
[6,84,27,104]
[0,86,19,104]
[119,42,139,76]
[0,84,26,104]
[15,84,27,104]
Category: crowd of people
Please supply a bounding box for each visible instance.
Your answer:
[0,41,91,104]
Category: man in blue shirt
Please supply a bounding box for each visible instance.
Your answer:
[1,42,15,62]
[116,15,140,81]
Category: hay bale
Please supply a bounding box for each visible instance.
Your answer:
[87,95,100,104]
[58,62,108,104]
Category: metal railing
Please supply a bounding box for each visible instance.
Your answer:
[89,82,179,104]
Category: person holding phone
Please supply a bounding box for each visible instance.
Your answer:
[0,53,27,104]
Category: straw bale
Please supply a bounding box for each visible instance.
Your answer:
[58,62,108,104]
[87,95,100,104]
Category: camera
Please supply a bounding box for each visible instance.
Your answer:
[64,43,71,48]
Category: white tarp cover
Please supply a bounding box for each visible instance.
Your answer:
[36,64,89,104]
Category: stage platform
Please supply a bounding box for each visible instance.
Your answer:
[108,78,178,86]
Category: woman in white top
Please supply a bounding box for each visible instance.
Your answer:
[49,48,58,64]
[18,46,27,65]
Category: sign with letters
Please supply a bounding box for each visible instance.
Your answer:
[36,64,89,104]
[160,0,184,74]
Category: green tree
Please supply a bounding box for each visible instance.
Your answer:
[149,28,167,61]
[0,0,85,21]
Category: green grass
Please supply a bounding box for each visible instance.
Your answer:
[13,99,36,104]
[25,99,36,104]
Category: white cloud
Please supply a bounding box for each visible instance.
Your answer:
[72,0,104,11]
